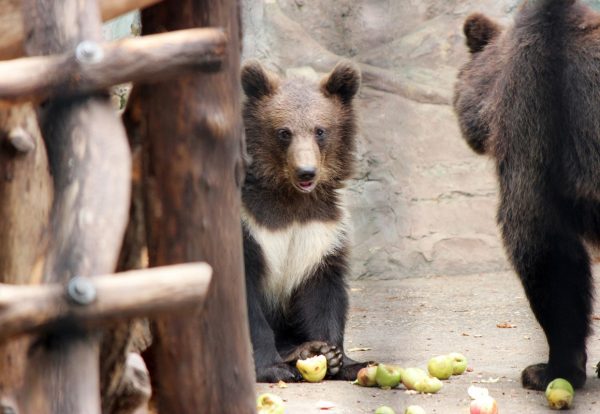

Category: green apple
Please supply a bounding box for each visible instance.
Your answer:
[296,354,327,383]
[355,364,378,387]
[256,393,285,414]
[414,376,443,394]
[375,406,395,414]
[448,352,468,375]
[427,355,453,380]
[545,378,574,409]
[405,405,426,414]
[375,364,402,388]
[401,367,428,390]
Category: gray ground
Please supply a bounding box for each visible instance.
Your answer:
[257,271,600,413]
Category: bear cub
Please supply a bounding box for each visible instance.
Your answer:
[454,0,600,391]
[241,60,367,382]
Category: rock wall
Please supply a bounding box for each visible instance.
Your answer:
[241,1,596,279]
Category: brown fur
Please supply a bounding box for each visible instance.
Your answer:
[454,0,600,390]
[241,60,360,229]
[241,61,367,382]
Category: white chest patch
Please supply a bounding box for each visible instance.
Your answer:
[242,206,350,309]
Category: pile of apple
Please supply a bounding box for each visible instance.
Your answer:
[354,352,468,393]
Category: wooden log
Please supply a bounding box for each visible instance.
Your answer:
[101,95,149,414]
[138,0,256,412]
[0,103,52,412]
[0,0,163,60]
[0,28,226,103]
[20,0,131,412]
[0,263,212,343]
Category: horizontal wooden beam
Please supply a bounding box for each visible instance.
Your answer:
[0,28,226,103]
[0,0,163,60]
[0,262,212,343]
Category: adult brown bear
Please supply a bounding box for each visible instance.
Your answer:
[240,60,368,382]
[454,0,600,391]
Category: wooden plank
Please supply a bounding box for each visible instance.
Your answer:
[0,263,212,342]
[0,28,226,103]
[0,0,163,60]
[137,0,256,412]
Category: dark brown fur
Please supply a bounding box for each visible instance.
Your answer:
[454,0,600,390]
[241,61,368,382]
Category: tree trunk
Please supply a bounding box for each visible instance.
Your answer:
[20,0,131,412]
[138,0,256,412]
[0,103,52,410]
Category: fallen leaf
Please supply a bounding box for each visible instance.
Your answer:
[348,347,372,352]
[462,333,470,336]
[496,322,517,329]
[593,315,600,321]
[316,400,336,410]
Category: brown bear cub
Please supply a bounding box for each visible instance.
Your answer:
[454,0,600,391]
[240,60,367,382]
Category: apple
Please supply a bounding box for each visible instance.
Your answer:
[296,354,327,383]
[375,406,396,414]
[355,364,378,387]
[405,405,426,414]
[470,396,498,414]
[427,355,453,380]
[448,352,468,375]
[256,393,285,414]
[414,376,443,394]
[375,364,402,388]
[546,378,574,410]
[401,367,428,390]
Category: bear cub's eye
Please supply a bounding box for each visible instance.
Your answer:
[277,128,292,141]
[315,127,326,141]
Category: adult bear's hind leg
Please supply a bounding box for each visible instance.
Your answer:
[501,199,592,390]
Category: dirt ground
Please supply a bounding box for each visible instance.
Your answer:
[257,270,600,413]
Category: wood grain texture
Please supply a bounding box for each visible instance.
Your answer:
[0,103,52,409]
[0,0,163,59]
[0,28,226,103]
[20,0,131,412]
[138,0,256,412]
[0,263,212,342]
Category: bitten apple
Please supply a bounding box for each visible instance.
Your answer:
[375,364,402,388]
[257,393,285,414]
[355,364,378,387]
[546,378,574,410]
[296,354,327,383]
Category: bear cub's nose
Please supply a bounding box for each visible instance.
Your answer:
[296,167,317,181]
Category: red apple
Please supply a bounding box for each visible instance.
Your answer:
[470,396,498,414]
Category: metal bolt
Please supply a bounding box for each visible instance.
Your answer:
[67,276,97,305]
[75,40,104,64]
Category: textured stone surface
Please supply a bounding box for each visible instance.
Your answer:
[241,1,520,279]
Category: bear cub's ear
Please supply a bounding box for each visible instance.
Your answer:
[321,61,361,104]
[463,13,501,54]
[241,60,280,100]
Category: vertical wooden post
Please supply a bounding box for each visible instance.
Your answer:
[20,0,131,413]
[0,103,52,408]
[138,0,256,412]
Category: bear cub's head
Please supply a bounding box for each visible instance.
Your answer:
[241,60,360,195]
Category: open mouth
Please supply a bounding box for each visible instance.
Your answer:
[296,180,316,193]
